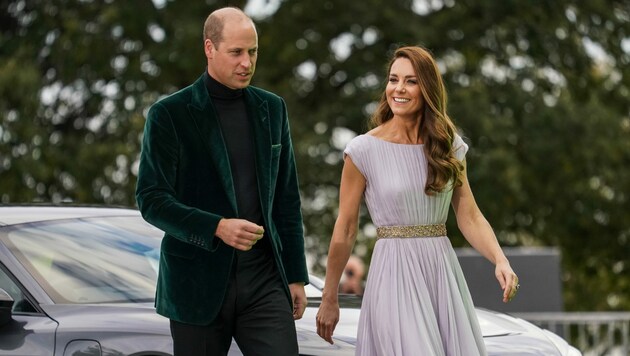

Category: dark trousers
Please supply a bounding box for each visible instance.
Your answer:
[170,247,298,356]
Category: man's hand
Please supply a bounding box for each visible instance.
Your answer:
[215,218,264,251]
[289,282,307,320]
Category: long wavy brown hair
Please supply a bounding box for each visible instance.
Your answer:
[369,46,464,194]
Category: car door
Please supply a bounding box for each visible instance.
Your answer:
[0,265,56,355]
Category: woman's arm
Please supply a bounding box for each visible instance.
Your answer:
[451,160,519,303]
[316,155,366,344]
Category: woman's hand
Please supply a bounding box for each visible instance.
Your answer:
[496,261,519,303]
[316,298,340,344]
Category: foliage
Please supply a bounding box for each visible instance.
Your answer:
[1,0,628,311]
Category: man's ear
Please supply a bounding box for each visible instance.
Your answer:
[204,39,214,59]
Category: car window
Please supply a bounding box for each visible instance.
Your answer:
[1,216,163,304]
[0,265,35,312]
[305,274,324,298]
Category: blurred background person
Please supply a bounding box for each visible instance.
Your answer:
[338,255,365,295]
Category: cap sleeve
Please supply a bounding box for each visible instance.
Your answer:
[343,135,368,176]
[452,133,469,162]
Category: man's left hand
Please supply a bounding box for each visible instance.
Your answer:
[289,282,307,320]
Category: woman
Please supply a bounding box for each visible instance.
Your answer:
[315,46,519,356]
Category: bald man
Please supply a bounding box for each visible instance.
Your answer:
[136,7,308,356]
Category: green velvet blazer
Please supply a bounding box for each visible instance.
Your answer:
[136,74,309,325]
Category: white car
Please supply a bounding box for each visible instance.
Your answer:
[0,206,580,355]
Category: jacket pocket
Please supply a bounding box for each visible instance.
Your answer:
[161,235,198,260]
[271,144,282,159]
[269,144,282,190]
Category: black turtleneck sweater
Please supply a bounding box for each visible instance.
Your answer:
[203,72,264,233]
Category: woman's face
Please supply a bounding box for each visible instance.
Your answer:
[386,57,424,120]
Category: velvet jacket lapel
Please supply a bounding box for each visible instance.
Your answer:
[243,88,272,214]
[185,75,272,218]
[186,76,238,214]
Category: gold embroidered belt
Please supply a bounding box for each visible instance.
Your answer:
[376,224,447,239]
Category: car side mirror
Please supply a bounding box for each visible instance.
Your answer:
[0,288,14,327]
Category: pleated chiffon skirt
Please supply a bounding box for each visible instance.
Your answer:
[356,237,486,356]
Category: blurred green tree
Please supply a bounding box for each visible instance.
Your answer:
[254,0,630,311]
[0,0,628,311]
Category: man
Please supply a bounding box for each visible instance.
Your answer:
[135,7,308,356]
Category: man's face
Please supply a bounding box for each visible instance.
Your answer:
[205,20,258,89]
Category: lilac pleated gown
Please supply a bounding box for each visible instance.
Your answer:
[344,134,487,356]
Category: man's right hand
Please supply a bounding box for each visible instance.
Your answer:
[215,218,264,251]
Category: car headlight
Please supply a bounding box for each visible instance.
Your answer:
[541,329,582,356]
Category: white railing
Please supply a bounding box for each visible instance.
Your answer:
[513,312,630,356]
